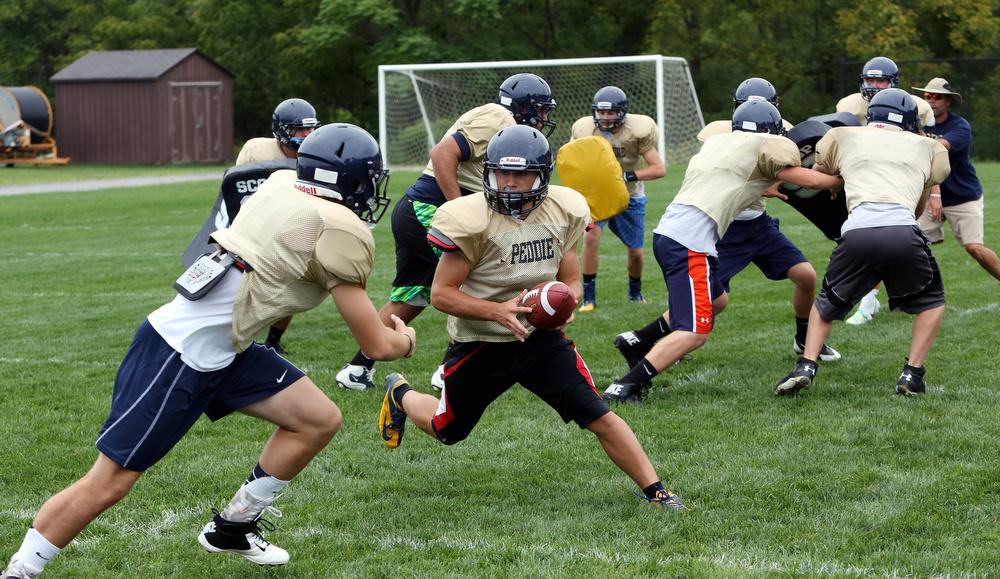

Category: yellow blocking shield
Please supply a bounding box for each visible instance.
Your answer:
[556,136,629,222]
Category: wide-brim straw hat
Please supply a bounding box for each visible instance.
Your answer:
[912,77,962,105]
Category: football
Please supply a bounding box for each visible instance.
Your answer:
[521,281,576,330]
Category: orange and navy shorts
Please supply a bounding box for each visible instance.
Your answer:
[653,233,724,334]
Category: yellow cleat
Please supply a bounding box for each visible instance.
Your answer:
[379,373,409,448]
[578,302,596,313]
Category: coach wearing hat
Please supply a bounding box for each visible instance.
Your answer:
[914,77,1000,282]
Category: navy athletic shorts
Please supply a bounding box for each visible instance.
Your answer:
[431,329,609,445]
[717,213,807,292]
[95,320,304,471]
[653,234,724,334]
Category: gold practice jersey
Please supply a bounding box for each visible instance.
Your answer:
[428,185,590,343]
[816,126,950,213]
[423,103,515,194]
[211,170,376,351]
[836,92,935,128]
[236,137,288,165]
[673,132,800,238]
[570,114,658,195]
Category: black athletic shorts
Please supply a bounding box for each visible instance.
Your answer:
[816,225,945,321]
[430,329,610,445]
[389,196,440,306]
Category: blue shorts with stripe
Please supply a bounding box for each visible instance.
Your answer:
[653,234,724,334]
[716,213,807,292]
[597,195,647,249]
[96,320,305,471]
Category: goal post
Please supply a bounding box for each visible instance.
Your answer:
[378,55,705,171]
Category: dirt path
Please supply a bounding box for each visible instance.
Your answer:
[0,171,223,197]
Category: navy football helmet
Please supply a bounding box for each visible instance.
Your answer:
[295,124,391,224]
[733,77,779,110]
[483,125,553,219]
[859,57,900,101]
[272,98,322,150]
[866,88,918,133]
[592,86,628,130]
[498,73,557,137]
[732,100,785,135]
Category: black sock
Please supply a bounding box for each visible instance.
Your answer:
[350,350,374,369]
[643,481,665,499]
[634,316,671,344]
[583,273,596,284]
[244,462,269,485]
[903,363,925,376]
[265,326,285,345]
[621,359,659,384]
[795,316,809,343]
[392,382,413,406]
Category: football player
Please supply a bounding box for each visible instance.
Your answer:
[674,77,841,363]
[337,73,557,392]
[234,98,322,354]
[835,57,936,325]
[1,125,415,577]
[603,101,844,403]
[774,89,950,397]
[376,125,685,511]
[570,86,665,310]
[236,97,321,164]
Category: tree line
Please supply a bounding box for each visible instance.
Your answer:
[3,0,999,157]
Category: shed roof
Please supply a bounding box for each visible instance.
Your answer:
[51,48,233,83]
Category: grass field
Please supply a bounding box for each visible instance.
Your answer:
[2,164,999,577]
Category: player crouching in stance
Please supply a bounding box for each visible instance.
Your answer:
[603,101,845,403]
[377,125,685,510]
[1,125,416,577]
[774,89,950,397]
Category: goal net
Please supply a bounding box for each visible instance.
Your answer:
[378,55,704,171]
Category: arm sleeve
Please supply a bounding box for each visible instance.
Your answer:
[315,228,374,290]
[926,141,952,189]
[941,118,972,153]
[758,137,801,180]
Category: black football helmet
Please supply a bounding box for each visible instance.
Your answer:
[498,73,557,137]
[272,98,322,150]
[859,57,900,101]
[733,77,779,110]
[295,124,391,224]
[483,125,553,219]
[866,88,918,133]
[592,86,628,130]
[732,100,785,135]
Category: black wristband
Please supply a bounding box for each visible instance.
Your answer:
[624,171,639,182]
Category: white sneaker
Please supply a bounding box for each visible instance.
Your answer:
[793,338,843,362]
[2,556,42,578]
[336,363,376,391]
[198,508,289,566]
[846,300,880,326]
[431,364,445,391]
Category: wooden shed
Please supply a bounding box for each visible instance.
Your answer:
[50,48,234,164]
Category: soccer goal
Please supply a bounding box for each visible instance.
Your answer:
[378,55,705,170]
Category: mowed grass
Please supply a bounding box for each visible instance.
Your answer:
[2,164,1000,577]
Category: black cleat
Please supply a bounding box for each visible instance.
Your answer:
[602,380,649,403]
[895,366,926,397]
[774,357,817,396]
[614,331,651,369]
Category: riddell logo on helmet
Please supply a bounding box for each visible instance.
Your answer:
[499,156,527,167]
[294,182,319,195]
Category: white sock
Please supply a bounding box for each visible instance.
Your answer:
[243,473,289,501]
[221,485,279,523]
[859,289,880,314]
[14,527,61,572]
